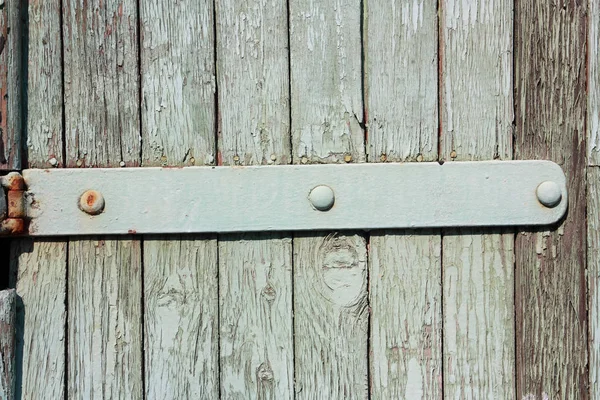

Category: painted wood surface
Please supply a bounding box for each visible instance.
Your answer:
[589,168,600,398]
[10,239,66,400]
[144,237,218,398]
[290,1,368,397]
[365,1,441,397]
[369,232,441,398]
[290,0,364,164]
[0,0,22,170]
[514,1,588,398]
[219,235,293,398]
[63,0,144,398]
[216,0,293,397]
[440,0,515,397]
[589,0,600,166]
[26,0,63,168]
[0,289,16,399]
[68,240,143,399]
[63,0,140,168]
[140,1,219,398]
[140,0,215,167]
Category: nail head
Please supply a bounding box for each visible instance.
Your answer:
[536,181,562,208]
[309,185,335,211]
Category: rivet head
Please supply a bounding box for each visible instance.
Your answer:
[79,190,105,215]
[536,181,562,208]
[309,185,335,211]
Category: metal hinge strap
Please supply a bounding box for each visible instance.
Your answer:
[0,172,26,235]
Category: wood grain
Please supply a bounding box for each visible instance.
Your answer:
[514,1,587,397]
[63,0,143,398]
[219,234,293,398]
[144,237,218,398]
[0,0,23,169]
[588,0,600,165]
[10,239,67,400]
[140,1,219,397]
[63,0,140,167]
[26,0,63,168]
[216,0,293,397]
[369,232,441,399]
[289,0,364,164]
[68,239,142,399]
[216,0,290,166]
[588,168,600,398]
[365,0,438,162]
[140,0,216,166]
[440,0,515,396]
[290,1,368,396]
[0,289,16,399]
[365,1,441,397]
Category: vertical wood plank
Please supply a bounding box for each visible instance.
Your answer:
[369,232,441,399]
[514,1,587,398]
[68,240,142,399]
[219,235,294,398]
[290,0,364,164]
[0,289,16,399]
[365,0,438,163]
[0,0,23,170]
[140,0,219,397]
[10,240,66,399]
[290,1,368,398]
[144,237,218,398]
[10,0,66,397]
[140,0,216,167]
[588,168,600,398]
[440,0,515,397]
[216,0,293,397]
[588,0,600,166]
[63,0,143,398]
[26,0,63,168]
[63,0,140,168]
[365,1,441,398]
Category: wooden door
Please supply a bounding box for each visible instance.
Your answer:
[0,0,592,398]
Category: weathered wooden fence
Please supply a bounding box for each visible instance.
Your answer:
[0,0,594,398]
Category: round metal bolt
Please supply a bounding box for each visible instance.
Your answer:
[344,154,352,163]
[76,159,83,167]
[536,181,562,208]
[49,157,58,167]
[79,190,105,215]
[309,185,335,211]
[270,154,277,161]
[119,161,126,167]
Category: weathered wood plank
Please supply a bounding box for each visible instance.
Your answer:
[588,0,600,165]
[440,0,515,396]
[216,0,290,166]
[588,168,600,397]
[290,1,368,397]
[514,1,587,397]
[0,0,23,170]
[219,234,293,398]
[0,289,16,399]
[68,239,142,399]
[10,239,66,400]
[63,0,140,168]
[365,1,441,397]
[365,0,438,162]
[140,0,216,167]
[10,1,66,397]
[294,233,368,399]
[26,0,63,168]
[143,237,218,398]
[216,0,293,397]
[140,0,219,398]
[63,0,143,398]
[369,232,441,399]
[289,0,364,164]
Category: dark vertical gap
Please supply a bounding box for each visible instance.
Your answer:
[59,0,66,167]
[139,238,146,399]
[436,0,445,396]
[136,0,143,167]
[584,3,591,396]
[213,1,221,397]
[0,239,10,290]
[512,0,518,397]
[63,240,69,400]
[19,0,28,170]
[285,0,296,397]
[215,235,221,398]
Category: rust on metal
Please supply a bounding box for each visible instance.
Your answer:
[0,172,27,235]
[78,189,105,215]
[7,190,24,218]
[0,172,24,191]
[0,218,25,235]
